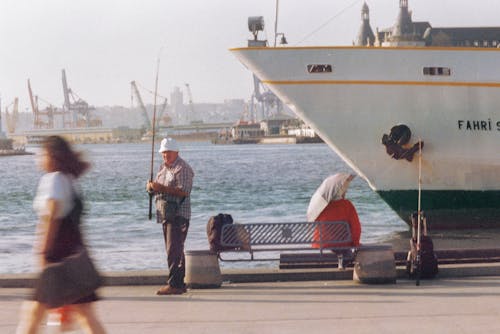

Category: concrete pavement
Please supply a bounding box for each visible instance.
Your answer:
[1,275,500,333]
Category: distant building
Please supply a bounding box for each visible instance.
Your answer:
[286,127,316,138]
[360,0,500,48]
[17,127,115,145]
[355,2,376,46]
[112,127,142,142]
[260,113,296,136]
[0,138,13,150]
[170,86,186,125]
[425,27,500,48]
[231,122,263,140]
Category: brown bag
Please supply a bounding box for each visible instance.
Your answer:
[206,214,250,252]
[35,248,102,308]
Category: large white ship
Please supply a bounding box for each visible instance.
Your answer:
[232,1,500,229]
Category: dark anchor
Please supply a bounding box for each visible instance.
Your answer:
[382,124,424,162]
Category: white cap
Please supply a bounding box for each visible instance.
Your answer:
[158,137,179,153]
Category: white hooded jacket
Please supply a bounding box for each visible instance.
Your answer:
[306,173,355,222]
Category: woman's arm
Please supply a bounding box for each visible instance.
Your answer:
[38,199,62,266]
[347,201,362,246]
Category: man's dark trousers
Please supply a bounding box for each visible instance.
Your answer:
[162,216,189,288]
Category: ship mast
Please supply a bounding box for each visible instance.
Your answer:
[273,0,287,47]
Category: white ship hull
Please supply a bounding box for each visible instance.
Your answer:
[232,46,500,229]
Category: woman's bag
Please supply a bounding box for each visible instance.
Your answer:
[35,248,102,308]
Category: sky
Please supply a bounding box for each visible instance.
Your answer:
[1,0,499,112]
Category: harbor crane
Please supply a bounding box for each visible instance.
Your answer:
[131,80,151,130]
[4,97,19,134]
[27,79,59,129]
[252,76,282,120]
[62,69,100,127]
[25,70,98,130]
[131,80,169,130]
[247,16,283,121]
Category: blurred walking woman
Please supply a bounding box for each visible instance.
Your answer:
[16,136,105,334]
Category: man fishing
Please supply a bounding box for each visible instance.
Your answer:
[147,137,194,295]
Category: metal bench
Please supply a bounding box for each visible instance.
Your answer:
[219,221,356,268]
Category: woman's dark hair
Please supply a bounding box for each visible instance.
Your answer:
[42,136,90,178]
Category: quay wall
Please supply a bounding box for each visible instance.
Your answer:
[1,263,500,288]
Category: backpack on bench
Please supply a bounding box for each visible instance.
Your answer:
[207,213,235,252]
[206,213,250,252]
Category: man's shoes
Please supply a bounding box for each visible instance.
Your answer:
[156,285,185,295]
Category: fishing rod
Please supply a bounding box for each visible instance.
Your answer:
[148,57,161,220]
[415,138,423,286]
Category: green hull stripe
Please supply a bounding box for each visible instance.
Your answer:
[377,190,500,229]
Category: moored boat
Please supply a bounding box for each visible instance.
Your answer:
[0,138,33,156]
[231,1,500,229]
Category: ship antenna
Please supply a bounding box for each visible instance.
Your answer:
[273,0,288,47]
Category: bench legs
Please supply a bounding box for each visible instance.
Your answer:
[338,254,344,270]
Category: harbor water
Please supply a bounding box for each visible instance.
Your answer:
[0,142,407,274]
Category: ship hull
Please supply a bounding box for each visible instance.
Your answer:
[378,190,500,229]
[232,46,500,229]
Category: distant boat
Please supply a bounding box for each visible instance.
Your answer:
[232,1,500,229]
[0,138,33,156]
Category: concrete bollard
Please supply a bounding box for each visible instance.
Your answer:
[353,244,397,284]
[185,250,222,289]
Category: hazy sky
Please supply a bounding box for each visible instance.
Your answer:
[0,0,498,111]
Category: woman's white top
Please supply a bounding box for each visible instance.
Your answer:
[306,173,355,222]
[33,172,75,219]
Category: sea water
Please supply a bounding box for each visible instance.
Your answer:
[0,142,407,274]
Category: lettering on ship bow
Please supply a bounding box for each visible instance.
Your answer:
[457,119,500,132]
[307,64,333,74]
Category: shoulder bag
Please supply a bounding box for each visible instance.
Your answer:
[34,248,102,308]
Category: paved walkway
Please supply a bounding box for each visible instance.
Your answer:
[2,277,500,334]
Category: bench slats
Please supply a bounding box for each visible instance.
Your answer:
[220,221,353,263]
[221,221,352,247]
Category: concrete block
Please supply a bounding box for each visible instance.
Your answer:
[185,250,222,289]
[353,244,397,284]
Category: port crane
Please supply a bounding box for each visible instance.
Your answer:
[62,69,100,127]
[131,80,151,130]
[130,81,169,130]
[4,97,19,134]
[27,79,61,129]
[252,76,282,120]
[247,16,283,121]
[26,70,99,130]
